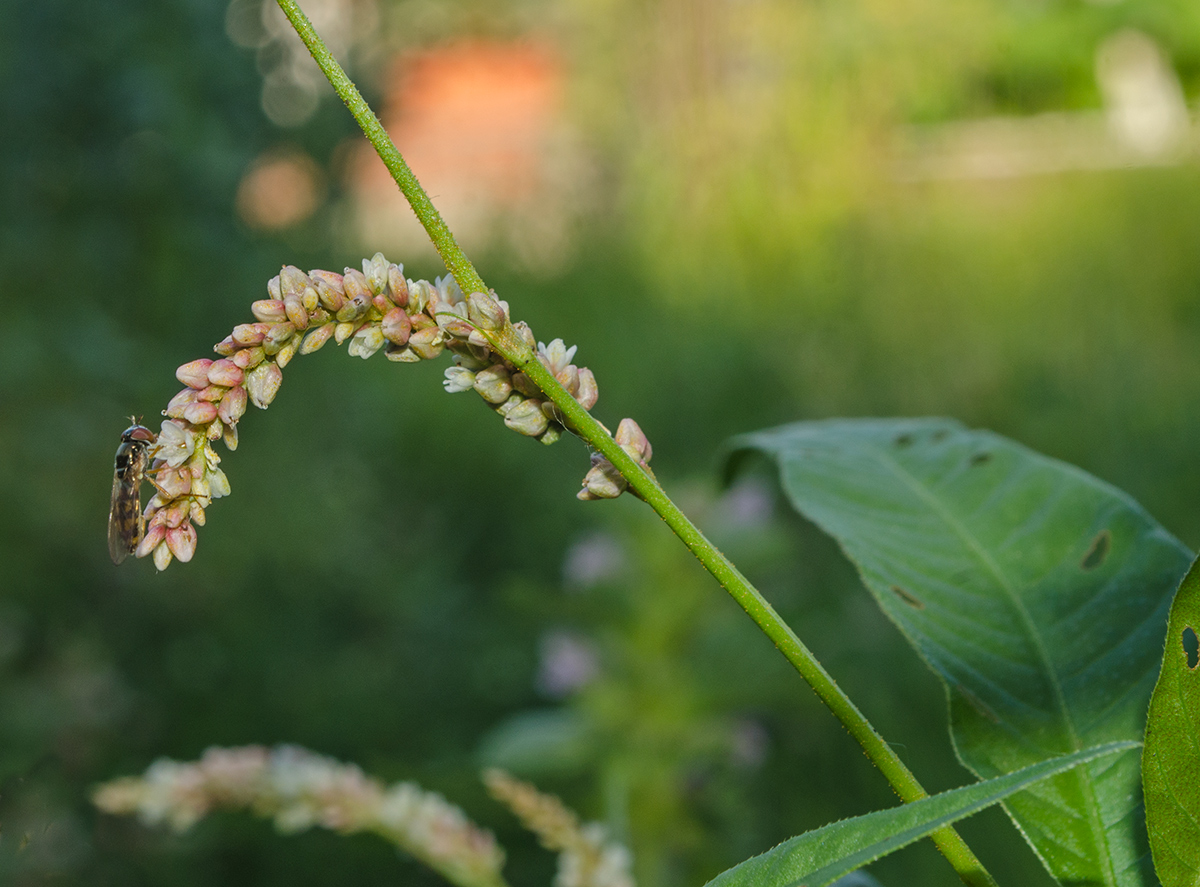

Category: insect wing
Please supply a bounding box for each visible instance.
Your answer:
[108,426,154,565]
[108,471,138,564]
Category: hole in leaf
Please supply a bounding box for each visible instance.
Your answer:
[1184,627,1199,670]
[893,433,913,448]
[890,585,924,609]
[1080,530,1111,571]
[969,452,991,466]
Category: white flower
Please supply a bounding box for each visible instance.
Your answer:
[156,420,196,468]
[443,367,477,393]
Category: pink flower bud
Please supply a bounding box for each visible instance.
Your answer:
[232,323,270,346]
[181,401,219,425]
[581,459,627,499]
[313,273,345,311]
[504,399,550,437]
[155,467,192,499]
[279,265,311,296]
[165,388,199,418]
[555,364,580,396]
[189,500,207,525]
[176,359,214,389]
[223,422,239,451]
[263,322,295,354]
[372,294,392,312]
[251,300,288,322]
[300,323,335,354]
[381,307,411,346]
[334,321,358,345]
[163,499,190,529]
[218,386,247,425]
[284,293,309,330]
[615,418,652,462]
[408,326,445,360]
[152,540,173,571]
[136,523,166,558]
[197,385,226,403]
[387,265,409,306]
[207,359,244,388]
[233,346,265,369]
[473,366,513,404]
[166,523,198,563]
[467,293,507,331]
[575,368,598,410]
[385,345,421,363]
[214,336,237,356]
[246,362,283,409]
[342,268,372,310]
[267,274,282,300]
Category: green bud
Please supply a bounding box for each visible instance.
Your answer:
[251,299,288,322]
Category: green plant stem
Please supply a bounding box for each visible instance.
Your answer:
[276,4,998,884]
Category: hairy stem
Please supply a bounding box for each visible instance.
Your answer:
[275,3,998,884]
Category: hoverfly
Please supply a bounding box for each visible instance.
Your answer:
[108,421,158,564]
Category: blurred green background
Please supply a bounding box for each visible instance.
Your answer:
[4,0,1200,884]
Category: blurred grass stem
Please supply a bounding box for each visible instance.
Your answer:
[275,3,998,883]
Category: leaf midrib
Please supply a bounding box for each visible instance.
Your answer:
[867,442,1116,887]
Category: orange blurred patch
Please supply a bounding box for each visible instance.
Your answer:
[237,149,324,231]
[348,40,579,267]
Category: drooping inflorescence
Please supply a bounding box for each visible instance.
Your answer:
[484,769,635,887]
[133,253,653,570]
[93,745,509,887]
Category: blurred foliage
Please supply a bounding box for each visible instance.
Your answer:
[3,0,1200,886]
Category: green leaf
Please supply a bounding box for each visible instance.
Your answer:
[730,418,1192,887]
[706,741,1138,887]
[1143,554,1200,885]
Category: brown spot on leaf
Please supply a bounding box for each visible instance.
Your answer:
[1080,530,1111,571]
[890,585,925,609]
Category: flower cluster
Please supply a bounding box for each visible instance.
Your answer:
[93,745,508,887]
[136,252,653,569]
[484,769,635,887]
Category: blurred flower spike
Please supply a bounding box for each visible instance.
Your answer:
[137,251,652,570]
[485,769,635,887]
[93,745,508,887]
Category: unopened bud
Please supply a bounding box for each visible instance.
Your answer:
[512,372,540,398]
[267,275,282,300]
[181,401,219,425]
[223,422,238,451]
[263,322,295,355]
[233,345,266,370]
[153,540,173,571]
[473,366,513,404]
[334,321,358,345]
[312,271,346,311]
[504,399,550,437]
[213,336,237,357]
[166,522,197,563]
[514,321,536,350]
[232,323,270,346]
[137,523,166,558]
[218,386,247,425]
[385,345,421,362]
[341,269,372,317]
[176,359,214,390]
[467,292,507,331]
[246,362,283,408]
[555,364,579,396]
[210,468,231,497]
[207,359,243,388]
[283,293,309,330]
[407,279,433,315]
[381,307,411,345]
[409,326,445,360]
[156,468,192,499]
[197,385,226,403]
[580,459,627,499]
[615,418,652,462]
[540,426,562,446]
[275,338,299,368]
[300,323,335,354]
[387,265,409,306]
[372,294,392,313]
[279,265,311,296]
[575,368,598,410]
[251,300,288,322]
[165,388,199,418]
